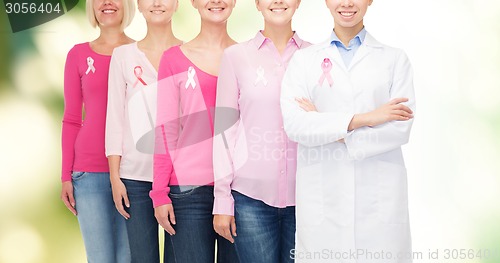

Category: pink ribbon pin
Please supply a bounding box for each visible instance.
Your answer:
[85,57,95,75]
[131,65,154,129]
[185,66,197,89]
[318,58,334,87]
[133,66,147,88]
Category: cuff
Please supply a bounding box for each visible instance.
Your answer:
[344,127,369,161]
[61,171,72,182]
[212,196,235,216]
[149,188,172,208]
[105,150,123,158]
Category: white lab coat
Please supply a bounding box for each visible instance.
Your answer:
[281,32,414,263]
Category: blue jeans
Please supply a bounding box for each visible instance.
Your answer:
[122,179,159,263]
[164,186,239,263]
[233,191,296,263]
[72,172,131,263]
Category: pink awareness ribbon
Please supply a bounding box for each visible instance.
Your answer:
[185,66,197,89]
[85,57,95,75]
[132,65,154,129]
[254,66,268,86]
[318,58,334,87]
[133,66,147,88]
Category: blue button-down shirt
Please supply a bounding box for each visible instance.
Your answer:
[330,28,367,67]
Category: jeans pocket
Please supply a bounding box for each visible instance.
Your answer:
[168,186,198,199]
[71,171,87,181]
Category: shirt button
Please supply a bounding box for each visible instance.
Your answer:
[281,170,285,174]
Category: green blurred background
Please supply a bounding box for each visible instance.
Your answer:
[0,1,499,262]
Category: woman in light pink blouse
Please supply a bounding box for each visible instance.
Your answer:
[60,0,135,261]
[151,0,239,262]
[105,0,182,262]
[212,0,310,262]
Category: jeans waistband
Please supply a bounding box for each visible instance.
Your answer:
[170,185,202,193]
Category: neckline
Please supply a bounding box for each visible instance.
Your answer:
[176,46,217,78]
[86,42,112,57]
[133,42,158,75]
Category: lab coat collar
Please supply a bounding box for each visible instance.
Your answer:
[330,27,367,48]
[348,33,383,70]
[318,31,382,50]
[363,32,383,48]
[317,31,383,71]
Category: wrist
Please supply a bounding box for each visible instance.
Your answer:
[110,173,121,183]
[360,113,373,128]
[349,113,367,131]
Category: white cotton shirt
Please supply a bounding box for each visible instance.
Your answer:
[106,42,159,182]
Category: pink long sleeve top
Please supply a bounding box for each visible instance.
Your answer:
[61,43,111,182]
[150,46,217,207]
[213,32,311,215]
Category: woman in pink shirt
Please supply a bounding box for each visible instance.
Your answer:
[60,0,135,261]
[151,0,239,262]
[106,0,182,262]
[212,0,310,262]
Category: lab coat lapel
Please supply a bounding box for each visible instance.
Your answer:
[348,44,369,71]
[328,46,347,72]
[348,32,383,71]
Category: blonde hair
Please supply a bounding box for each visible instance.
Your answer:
[86,0,135,30]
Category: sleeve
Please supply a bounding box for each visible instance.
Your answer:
[150,52,177,207]
[280,51,354,148]
[61,46,82,182]
[105,48,126,157]
[213,51,240,216]
[345,50,415,160]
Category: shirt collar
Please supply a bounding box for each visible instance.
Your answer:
[330,27,367,48]
[253,30,303,50]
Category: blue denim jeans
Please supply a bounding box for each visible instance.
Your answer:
[72,172,131,263]
[122,179,159,263]
[233,191,296,263]
[164,186,239,263]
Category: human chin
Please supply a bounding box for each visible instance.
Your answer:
[97,14,123,27]
[264,15,293,27]
[145,15,171,25]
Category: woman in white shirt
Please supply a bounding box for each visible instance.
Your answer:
[105,0,182,261]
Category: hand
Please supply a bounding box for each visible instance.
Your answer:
[111,177,130,219]
[61,181,77,216]
[295,97,318,112]
[213,214,237,243]
[349,98,413,130]
[366,98,413,126]
[155,204,176,235]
